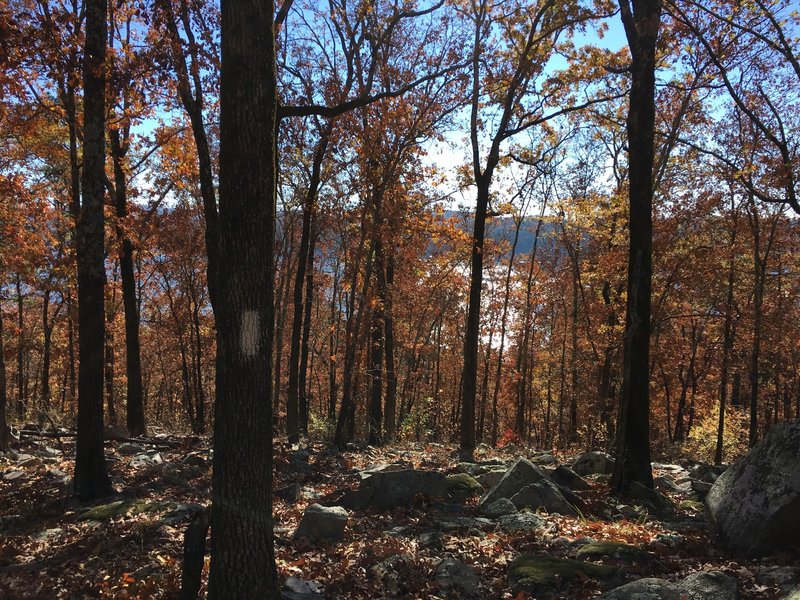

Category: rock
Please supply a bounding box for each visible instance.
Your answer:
[550,465,592,491]
[293,504,348,542]
[131,452,163,468]
[678,499,705,512]
[689,463,726,483]
[16,454,41,467]
[370,554,414,595]
[654,476,684,494]
[435,558,481,598]
[474,469,506,490]
[510,479,578,516]
[783,589,800,600]
[508,554,616,593]
[3,470,25,481]
[333,486,375,510]
[531,452,557,465]
[276,483,302,503]
[497,512,548,532]
[575,541,650,561]
[482,498,517,518]
[446,473,484,502]
[358,469,447,509]
[117,442,143,456]
[281,576,324,600]
[572,451,615,476]
[183,454,208,468]
[478,457,547,507]
[756,566,798,590]
[289,449,312,473]
[628,481,672,514]
[706,419,800,557]
[690,479,712,495]
[454,460,505,477]
[597,571,737,600]
[417,531,444,549]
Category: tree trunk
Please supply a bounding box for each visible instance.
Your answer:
[209,0,279,594]
[74,0,112,500]
[110,130,146,437]
[716,210,737,464]
[382,254,397,441]
[298,229,317,435]
[0,304,9,450]
[15,273,25,420]
[611,0,661,493]
[40,290,52,424]
[287,134,328,444]
[461,178,491,459]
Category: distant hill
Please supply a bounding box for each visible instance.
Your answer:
[443,210,560,256]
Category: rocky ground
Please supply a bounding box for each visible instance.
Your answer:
[0,431,798,599]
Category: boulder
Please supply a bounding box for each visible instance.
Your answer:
[276,483,302,503]
[572,451,615,476]
[370,554,414,595]
[596,571,737,600]
[508,554,616,593]
[478,457,547,507]
[575,541,650,562]
[117,443,143,456]
[510,479,578,516]
[446,473,484,502]
[706,419,800,557]
[435,558,481,598]
[281,576,324,600]
[550,465,592,491]
[474,469,506,490]
[497,512,548,532]
[481,498,517,518]
[359,469,447,509]
[293,504,348,542]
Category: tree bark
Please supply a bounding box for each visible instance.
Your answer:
[287,134,328,444]
[74,0,113,500]
[110,129,146,437]
[611,0,661,493]
[208,0,279,594]
[0,304,9,450]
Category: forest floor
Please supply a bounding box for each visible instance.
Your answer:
[0,430,796,599]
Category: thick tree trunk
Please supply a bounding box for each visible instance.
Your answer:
[208,0,279,594]
[611,0,661,493]
[74,0,113,500]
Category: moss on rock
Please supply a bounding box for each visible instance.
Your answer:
[575,541,649,560]
[446,473,484,492]
[508,554,617,592]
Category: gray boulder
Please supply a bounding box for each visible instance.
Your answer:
[498,512,548,532]
[597,571,737,600]
[706,419,800,557]
[435,558,481,597]
[572,451,615,476]
[510,479,578,516]
[474,468,506,490]
[478,457,547,507]
[282,576,324,600]
[359,469,447,509]
[293,504,348,542]
[550,465,592,490]
[482,497,517,518]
